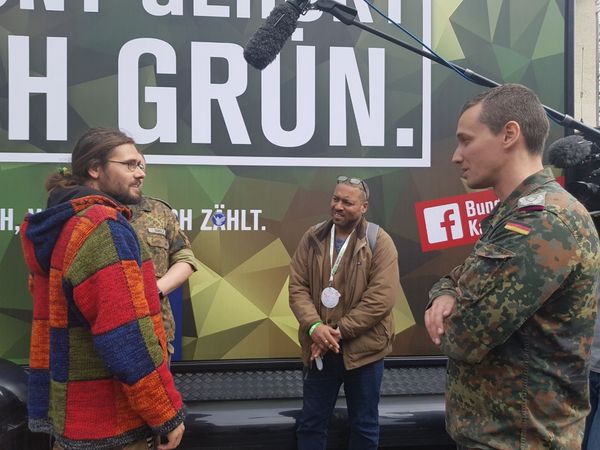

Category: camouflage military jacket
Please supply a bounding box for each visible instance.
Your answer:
[429,169,600,450]
[129,196,198,353]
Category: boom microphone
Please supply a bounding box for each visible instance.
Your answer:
[243,0,309,70]
[547,134,593,168]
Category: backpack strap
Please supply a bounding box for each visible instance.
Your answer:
[365,221,379,252]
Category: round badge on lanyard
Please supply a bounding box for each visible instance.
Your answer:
[322,225,352,310]
[321,286,340,308]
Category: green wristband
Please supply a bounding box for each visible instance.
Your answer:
[308,321,322,336]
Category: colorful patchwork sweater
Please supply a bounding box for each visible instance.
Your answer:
[20,187,184,450]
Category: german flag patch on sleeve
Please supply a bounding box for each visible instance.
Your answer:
[504,221,531,235]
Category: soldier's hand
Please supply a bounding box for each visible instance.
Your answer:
[424,295,456,345]
[158,422,185,449]
[311,324,340,353]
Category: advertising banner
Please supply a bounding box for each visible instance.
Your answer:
[0,0,568,363]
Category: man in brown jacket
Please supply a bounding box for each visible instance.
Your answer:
[289,176,400,450]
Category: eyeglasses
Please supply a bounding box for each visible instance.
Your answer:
[337,176,369,200]
[107,160,146,172]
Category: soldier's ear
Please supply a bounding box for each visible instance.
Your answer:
[502,121,520,148]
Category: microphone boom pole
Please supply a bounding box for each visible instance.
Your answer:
[312,0,600,145]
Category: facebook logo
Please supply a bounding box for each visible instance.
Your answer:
[422,204,463,244]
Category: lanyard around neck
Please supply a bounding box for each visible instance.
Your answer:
[329,225,353,285]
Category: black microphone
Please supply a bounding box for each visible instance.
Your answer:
[243,0,309,70]
[547,134,593,168]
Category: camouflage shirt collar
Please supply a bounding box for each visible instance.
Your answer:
[137,196,152,212]
[126,196,151,221]
[481,168,555,234]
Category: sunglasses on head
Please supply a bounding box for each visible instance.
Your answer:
[337,176,369,200]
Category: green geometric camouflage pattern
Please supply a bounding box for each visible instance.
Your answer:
[129,196,198,354]
[429,169,600,449]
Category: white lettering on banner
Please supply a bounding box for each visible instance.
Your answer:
[0,0,432,168]
[121,0,391,20]
[261,0,274,18]
[465,199,498,218]
[200,206,265,231]
[0,207,260,234]
[142,0,251,17]
[262,48,316,147]
[119,39,177,144]
[468,219,481,236]
[191,42,251,145]
[84,0,98,12]
[174,209,193,231]
[388,0,401,23]
[193,0,228,17]
[17,0,98,11]
[0,0,399,17]
[8,36,67,141]
[132,42,387,147]
[143,0,234,17]
[0,208,41,234]
[330,47,385,147]
[142,0,183,16]
[200,210,212,230]
[237,0,250,18]
[21,0,64,9]
[0,208,13,231]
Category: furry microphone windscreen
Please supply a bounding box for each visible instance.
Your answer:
[243,2,301,70]
[548,134,593,168]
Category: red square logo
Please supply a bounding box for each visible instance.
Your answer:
[415,190,498,252]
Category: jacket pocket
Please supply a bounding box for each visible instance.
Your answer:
[144,234,170,276]
[350,321,390,355]
[457,242,515,301]
[146,234,169,250]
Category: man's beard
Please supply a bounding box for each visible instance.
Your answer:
[111,187,142,205]
[332,214,360,232]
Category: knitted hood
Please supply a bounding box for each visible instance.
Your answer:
[20,186,130,277]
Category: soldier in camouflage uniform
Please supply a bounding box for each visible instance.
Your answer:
[425,84,600,449]
[129,196,198,359]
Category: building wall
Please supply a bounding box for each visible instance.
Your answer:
[574,0,598,126]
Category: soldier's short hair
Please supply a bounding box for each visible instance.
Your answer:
[461,84,549,155]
